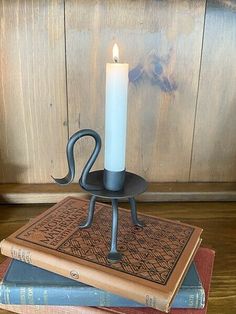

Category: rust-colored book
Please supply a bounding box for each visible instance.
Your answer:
[0,197,202,313]
[101,247,215,314]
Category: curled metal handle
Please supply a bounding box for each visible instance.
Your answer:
[52,129,102,191]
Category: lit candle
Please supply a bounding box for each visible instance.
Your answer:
[103,44,129,191]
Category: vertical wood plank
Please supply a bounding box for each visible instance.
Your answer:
[0,0,68,183]
[65,0,206,182]
[191,0,236,181]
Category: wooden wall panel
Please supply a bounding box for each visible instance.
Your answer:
[1,0,234,184]
[65,0,206,182]
[0,0,68,183]
[191,0,236,181]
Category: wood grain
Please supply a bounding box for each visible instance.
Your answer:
[65,0,206,182]
[1,182,236,204]
[0,0,68,183]
[190,0,236,181]
[0,0,235,185]
[1,201,236,313]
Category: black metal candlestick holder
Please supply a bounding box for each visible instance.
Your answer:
[52,129,147,263]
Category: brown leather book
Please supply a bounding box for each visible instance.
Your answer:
[0,197,202,313]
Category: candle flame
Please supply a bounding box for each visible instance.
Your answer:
[112,43,119,63]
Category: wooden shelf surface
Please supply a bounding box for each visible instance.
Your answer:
[1,183,236,204]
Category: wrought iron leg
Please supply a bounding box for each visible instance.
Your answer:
[107,199,122,263]
[80,195,97,228]
[129,197,144,227]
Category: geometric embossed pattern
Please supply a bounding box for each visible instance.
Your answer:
[17,198,193,285]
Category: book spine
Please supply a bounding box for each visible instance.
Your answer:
[0,239,173,312]
[0,283,204,308]
[172,288,205,308]
[0,284,142,306]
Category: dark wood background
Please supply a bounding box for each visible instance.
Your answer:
[0,0,235,184]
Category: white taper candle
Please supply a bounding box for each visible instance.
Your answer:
[104,44,129,191]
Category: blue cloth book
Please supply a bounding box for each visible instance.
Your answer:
[0,259,205,308]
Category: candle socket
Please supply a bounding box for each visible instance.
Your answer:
[103,169,126,191]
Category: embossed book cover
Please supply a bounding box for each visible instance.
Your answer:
[0,197,202,312]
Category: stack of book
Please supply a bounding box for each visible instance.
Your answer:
[0,197,215,314]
